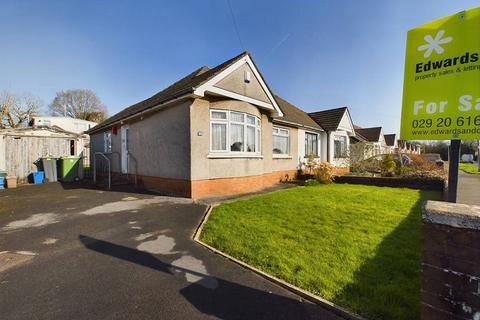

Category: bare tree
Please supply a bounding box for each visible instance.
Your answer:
[49,89,108,122]
[0,91,42,129]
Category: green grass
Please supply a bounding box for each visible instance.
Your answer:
[200,184,442,320]
[459,163,480,174]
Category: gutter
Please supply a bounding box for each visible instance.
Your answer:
[87,90,197,135]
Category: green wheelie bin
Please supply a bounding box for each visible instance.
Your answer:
[59,156,80,182]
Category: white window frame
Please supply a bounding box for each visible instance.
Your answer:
[103,131,112,153]
[272,127,290,156]
[334,135,348,159]
[209,109,261,156]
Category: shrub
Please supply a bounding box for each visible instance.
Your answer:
[304,179,320,186]
[401,169,446,182]
[314,162,334,184]
[305,154,317,174]
[408,154,440,172]
[381,154,397,177]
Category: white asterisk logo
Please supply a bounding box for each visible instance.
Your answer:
[417,29,452,58]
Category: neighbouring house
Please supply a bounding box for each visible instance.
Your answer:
[353,126,387,157]
[397,140,422,154]
[87,51,326,199]
[30,116,97,134]
[383,134,397,154]
[308,107,356,172]
[0,126,89,181]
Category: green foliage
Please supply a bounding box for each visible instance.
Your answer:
[381,154,397,177]
[459,163,480,174]
[304,179,319,186]
[201,185,442,320]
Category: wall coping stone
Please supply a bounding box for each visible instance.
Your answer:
[422,200,480,230]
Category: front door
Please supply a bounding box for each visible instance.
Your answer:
[121,126,129,174]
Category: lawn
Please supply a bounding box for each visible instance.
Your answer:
[459,163,480,174]
[200,184,442,320]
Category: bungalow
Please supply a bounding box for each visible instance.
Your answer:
[353,126,387,156]
[383,134,397,154]
[397,140,422,154]
[87,52,325,199]
[308,107,355,172]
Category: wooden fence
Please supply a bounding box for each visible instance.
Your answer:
[2,134,85,182]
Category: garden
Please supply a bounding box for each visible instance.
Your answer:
[201,184,442,320]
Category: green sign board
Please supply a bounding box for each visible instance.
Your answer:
[401,7,480,140]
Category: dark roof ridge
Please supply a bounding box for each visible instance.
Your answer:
[308,106,347,115]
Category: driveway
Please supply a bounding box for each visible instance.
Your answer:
[0,183,341,320]
[458,170,480,206]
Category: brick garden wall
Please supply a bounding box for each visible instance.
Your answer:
[422,201,480,320]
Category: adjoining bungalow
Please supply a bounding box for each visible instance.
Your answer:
[353,126,387,157]
[383,134,397,154]
[308,107,355,172]
[87,52,325,199]
[397,140,421,154]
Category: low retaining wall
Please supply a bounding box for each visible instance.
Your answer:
[334,175,445,190]
[421,201,480,320]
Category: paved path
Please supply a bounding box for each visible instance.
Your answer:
[0,183,341,320]
[457,170,480,206]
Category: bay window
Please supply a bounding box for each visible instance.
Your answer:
[210,110,261,154]
[305,132,318,157]
[272,127,290,155]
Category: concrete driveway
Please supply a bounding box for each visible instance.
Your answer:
[0,183,340,320]
[458,170,480,206]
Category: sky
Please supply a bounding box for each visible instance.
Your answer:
[1,0,479,134]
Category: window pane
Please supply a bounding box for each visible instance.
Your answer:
[334,136,347,158]
[246,115,256,125]
[230,112,244,122]
[279,129,289,135]
[211,123,226,151]
[257,128,261,152]
[211,111,227,120]
[273,135,288,154]
[104,132,112,153]
[305,133,318,156]
[230,124,244,151]
[246,126,255,152]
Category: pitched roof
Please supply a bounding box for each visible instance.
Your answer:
[308,107,347,132]
[88,51,249,134]
[354,127,383,142]
[273,95,322,130]
[384,134,396,146]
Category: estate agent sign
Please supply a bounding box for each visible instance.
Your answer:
[401,7,480,140]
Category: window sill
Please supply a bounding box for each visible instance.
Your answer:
[207,153,264,159]
[272,155,292,159]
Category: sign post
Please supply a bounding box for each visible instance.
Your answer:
[400,7,480,202]
[447,140,461,202]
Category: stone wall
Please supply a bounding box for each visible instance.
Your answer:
[422,201,480,320]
